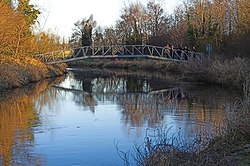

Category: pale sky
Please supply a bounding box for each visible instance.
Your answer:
[30,0,181,39]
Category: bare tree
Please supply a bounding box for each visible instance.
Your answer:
[118,2,145,44]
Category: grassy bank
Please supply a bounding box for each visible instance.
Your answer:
[0,56,67,90]
[68,58,182,73]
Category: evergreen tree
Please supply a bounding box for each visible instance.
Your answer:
[71,15,96,47]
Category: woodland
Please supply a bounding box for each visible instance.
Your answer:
[70,0,250,57]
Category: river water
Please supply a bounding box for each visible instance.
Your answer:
[0,68,236,166]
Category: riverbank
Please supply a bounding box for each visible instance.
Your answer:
[130,103,250,165]
[0,56,67,90]
[180,57,250,89]
[127,57,250,165]
[68,57,249,89]
[69,57,250,165]
[68,58,182,73]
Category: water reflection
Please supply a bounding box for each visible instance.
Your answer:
[57,69,235,137]
[0,69,237,165]
[0,77,64,166]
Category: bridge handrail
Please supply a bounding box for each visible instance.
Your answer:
[33,45,205,64]
[32,49,74,63]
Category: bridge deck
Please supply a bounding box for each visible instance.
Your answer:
[33,45,205,64]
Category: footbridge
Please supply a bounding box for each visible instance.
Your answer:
[33,45,205,64]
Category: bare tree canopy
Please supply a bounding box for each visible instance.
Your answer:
[87,0,250,56]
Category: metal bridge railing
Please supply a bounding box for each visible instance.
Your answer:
[33,45,205,64]
[32,49,73,63]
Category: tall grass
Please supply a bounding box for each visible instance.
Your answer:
[181,57,249,88]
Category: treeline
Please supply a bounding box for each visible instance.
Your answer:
[0,0,64,58]
[70,0,250,56]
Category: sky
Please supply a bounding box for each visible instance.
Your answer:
[30,0,181,39]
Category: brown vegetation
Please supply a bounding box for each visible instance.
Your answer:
[82,0,250,56]
[0,56,67,90]
[130,118,250,166]
[0,1,68,90]
[68,58,182,73]
[181,57,250,89]
[0,0,66,56]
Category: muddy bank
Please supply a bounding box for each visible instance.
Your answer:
[0,57,67,90]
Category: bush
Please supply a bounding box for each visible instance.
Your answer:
[181,57,250,89]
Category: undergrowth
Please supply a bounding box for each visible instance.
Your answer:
[0,55,67,90]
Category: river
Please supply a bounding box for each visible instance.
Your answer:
[0,68,236,166]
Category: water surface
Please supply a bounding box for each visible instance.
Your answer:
[0,69,236,165]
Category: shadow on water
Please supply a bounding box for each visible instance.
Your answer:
[0,77,65,166]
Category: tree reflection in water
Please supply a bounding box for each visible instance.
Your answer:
[60,69,235,138]
[0,69,236,165]
[0,77,64,166]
